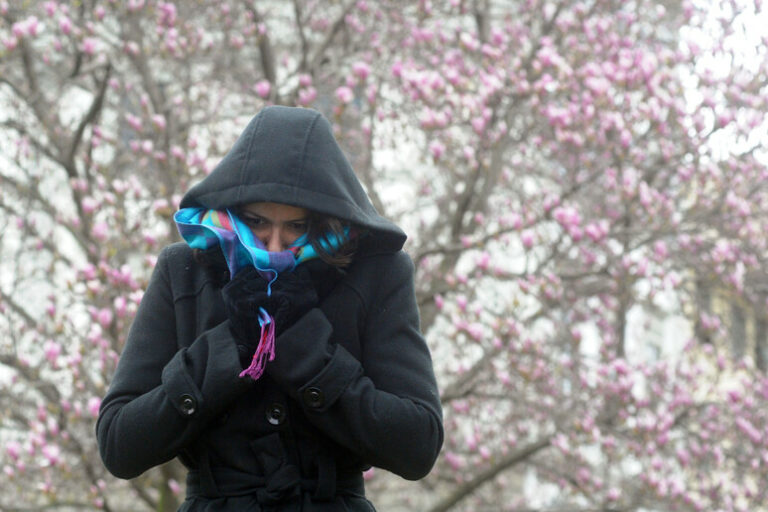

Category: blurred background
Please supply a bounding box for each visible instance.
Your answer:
[1,0,767,510]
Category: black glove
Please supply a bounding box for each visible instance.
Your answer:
[221,266,271,350]
[268,265,319,335]
[222,264,318,341]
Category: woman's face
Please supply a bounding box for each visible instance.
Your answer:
[239,202,309,252]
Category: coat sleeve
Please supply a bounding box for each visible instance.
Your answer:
[96,245,250,479]
[265,251,444,480]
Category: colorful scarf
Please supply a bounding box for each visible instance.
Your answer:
[174,207,348,381]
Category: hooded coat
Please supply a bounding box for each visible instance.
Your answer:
[96,106,444,511]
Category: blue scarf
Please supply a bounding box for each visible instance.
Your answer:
[174,207,348,380]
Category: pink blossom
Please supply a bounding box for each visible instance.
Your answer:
[127,0,145,12]
[653,240,668,260]
[352,61,371,81]
[87,397,101,418]
[466,323,483,341]
[81,263,97,281]
[255,80,271,98]
[15,16,41,38]
[585,222,606,242]
[365,84,377,105]
[151,114,167,131]
[298,74,313,87]
[124,41,140,56]
[59,16,72,35]
[114,296,128,318]
[96,308,113,328]
[612,359,629,376]
[521,230,534,249]
[476,252,490,270]
[429,140,445,160]
[298,87,317,106]
[6,441,21,461]
[82,196,98,214]
[158,2,177,26]
[459,31,479,52]
[335,86,354,104]
[471,117,486,134]
[462,145,475,163]
[735,417,762,444]
[12,21,25,38]
[91,221,109,241]
[125,114,141,132]
[552,206,581,228]
[42,444,61,466]
[82,37,98,55]
[44,340,61,366]
[585,76,610,95]
[444,451,464,470]
[3,36,18,51]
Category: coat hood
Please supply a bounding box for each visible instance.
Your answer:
[179,106,406,251]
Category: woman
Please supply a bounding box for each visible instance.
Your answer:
[96,106,444,511]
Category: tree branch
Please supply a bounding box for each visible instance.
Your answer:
[292,0,309,73]
[241,2,277,88]
[307,0,357,74]
[427,435,553,512]
[66,62,112,177]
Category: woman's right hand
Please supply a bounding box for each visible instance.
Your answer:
[267,265,318,335]
[221,266,270,349]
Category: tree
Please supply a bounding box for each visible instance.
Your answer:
[1,1,766,511]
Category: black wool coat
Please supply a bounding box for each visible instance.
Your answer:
[97,244,443,512]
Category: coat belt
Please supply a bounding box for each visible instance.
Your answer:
[185,466,365,505]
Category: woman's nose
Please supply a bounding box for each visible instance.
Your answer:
[263,228,285,252]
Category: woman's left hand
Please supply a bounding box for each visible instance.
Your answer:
[268,265,318,335]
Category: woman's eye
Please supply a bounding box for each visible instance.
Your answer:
[288,222,308,233]
[242,215,265,227]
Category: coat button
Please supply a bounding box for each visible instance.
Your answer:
[266,403,286,425]
[179,394,197,416]
[302,387,325,409]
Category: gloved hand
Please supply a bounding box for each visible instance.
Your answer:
[221,266,270,351]
[268,265,319,335]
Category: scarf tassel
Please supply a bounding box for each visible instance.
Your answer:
[239,307,276,381]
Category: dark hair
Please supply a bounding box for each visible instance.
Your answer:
[306,211,358,267]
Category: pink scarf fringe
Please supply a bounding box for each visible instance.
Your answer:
[239,307,276,381]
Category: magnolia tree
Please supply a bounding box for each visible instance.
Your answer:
[1,0,767,511]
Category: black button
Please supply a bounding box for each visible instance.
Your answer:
[266,403,286,425]
[179,394,197,416]
[302,387,324,409]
